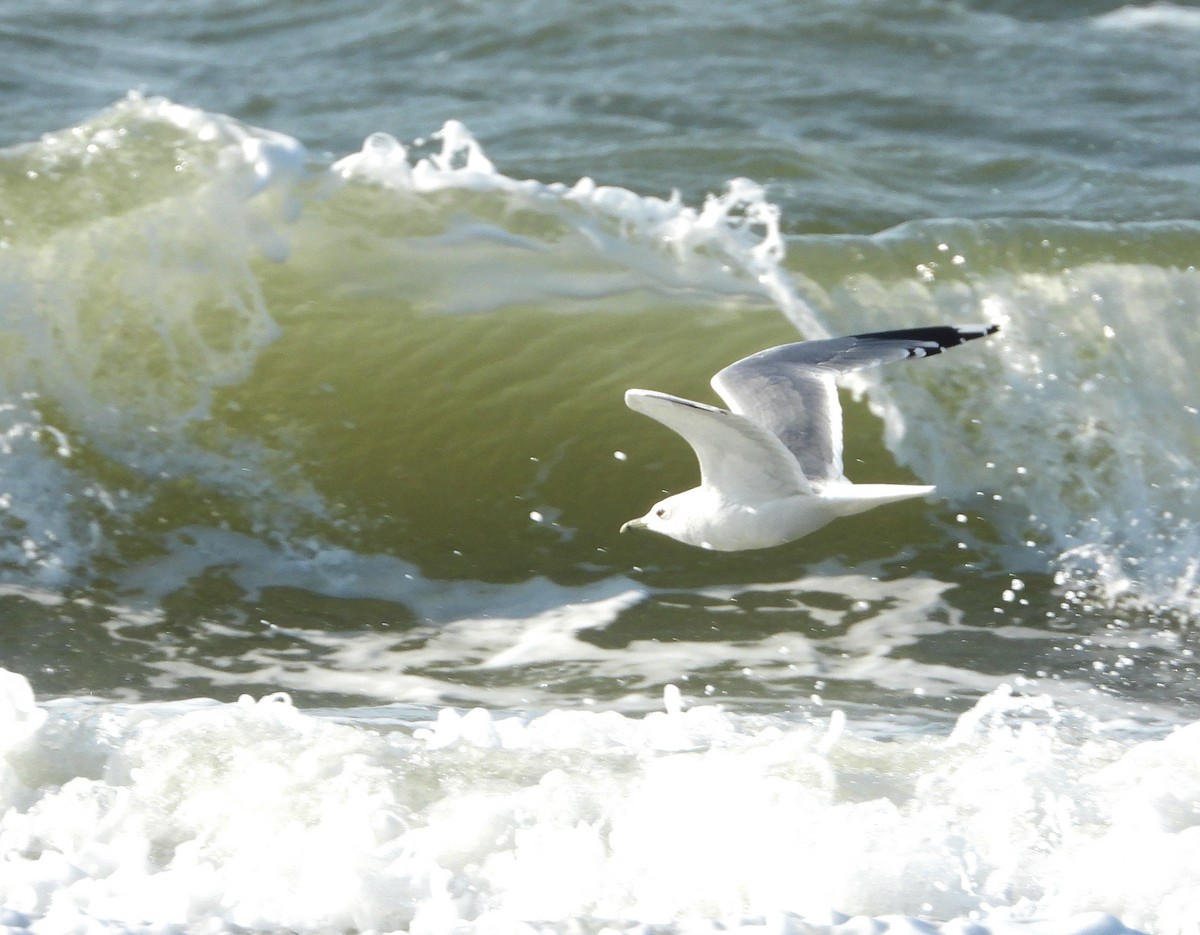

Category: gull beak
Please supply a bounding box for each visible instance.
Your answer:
[620,517,647,534]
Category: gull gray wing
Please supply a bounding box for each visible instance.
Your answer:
[711,324,999,484]
[625,389,812,499]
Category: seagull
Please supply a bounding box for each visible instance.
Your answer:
[620,324,999,551]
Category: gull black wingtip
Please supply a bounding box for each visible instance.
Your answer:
[947,322,1001,346]
[851,323,1000,347]
[842,323,1001,362]
[944,322,1000,342]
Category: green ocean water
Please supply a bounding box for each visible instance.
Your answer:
[0,95,1193,721]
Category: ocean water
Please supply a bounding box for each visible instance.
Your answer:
[2,1,1200,933]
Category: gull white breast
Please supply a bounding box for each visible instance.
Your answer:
[620,324,1000,551]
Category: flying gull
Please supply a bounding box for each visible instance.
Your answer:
[620,324,1000,550]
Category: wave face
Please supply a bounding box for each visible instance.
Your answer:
[1,96,1197,708]
[3,1,1200,928]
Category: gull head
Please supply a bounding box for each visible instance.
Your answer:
[620,491,706,546]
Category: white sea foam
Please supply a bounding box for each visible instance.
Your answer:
[5,94,295,430]
[0,670,1178,935]
[0,94,312,583]
[332,120,816,329]
[104,527,1173,720]
[1094,3,1200,31]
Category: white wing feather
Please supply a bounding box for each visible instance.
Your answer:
[624,389,812,499]
[711,325,999,484]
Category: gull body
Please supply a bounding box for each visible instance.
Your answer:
[620,324,999,551]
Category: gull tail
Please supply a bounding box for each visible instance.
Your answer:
[821,483,937,518]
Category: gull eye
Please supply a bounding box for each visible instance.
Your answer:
[655,507,667,519]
